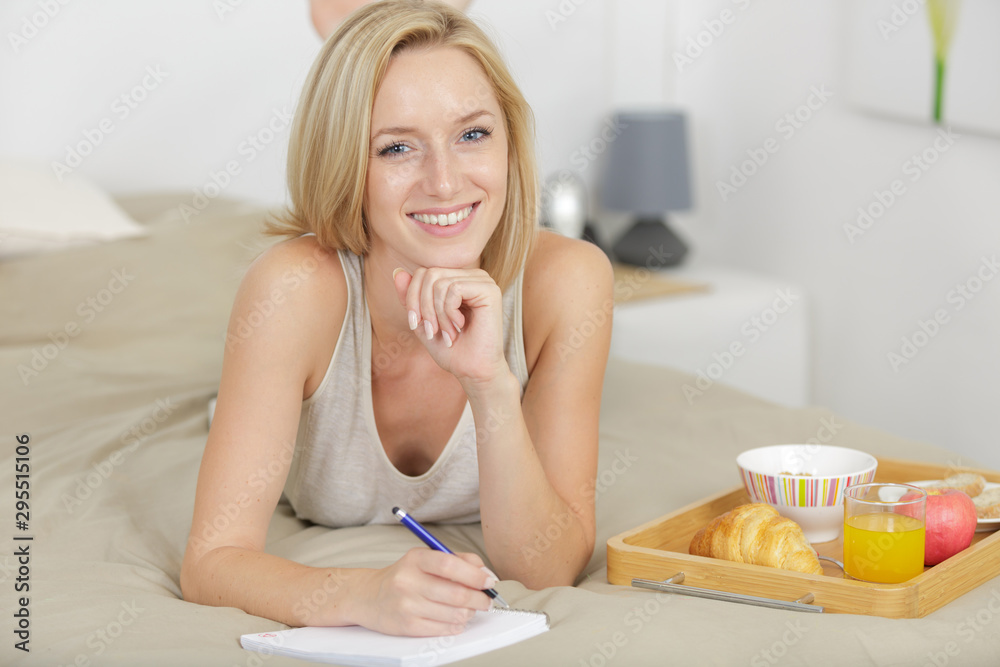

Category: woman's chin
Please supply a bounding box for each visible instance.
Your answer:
[406,243,487,271]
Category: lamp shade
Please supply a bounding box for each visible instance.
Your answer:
[602,111,692,216]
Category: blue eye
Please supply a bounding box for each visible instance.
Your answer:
[377,142,409,157]
[462,126,492,143]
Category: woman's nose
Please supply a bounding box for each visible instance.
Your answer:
[423,149,460,198]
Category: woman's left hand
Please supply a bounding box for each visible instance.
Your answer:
[393,267,508,388]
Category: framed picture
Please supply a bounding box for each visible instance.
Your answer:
[847,0,1000,138]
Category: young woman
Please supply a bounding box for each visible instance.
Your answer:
[180,0,612,637]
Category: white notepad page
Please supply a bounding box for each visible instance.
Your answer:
[240,607,550,667]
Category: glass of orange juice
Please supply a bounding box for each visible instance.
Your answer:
[843,483,926,583]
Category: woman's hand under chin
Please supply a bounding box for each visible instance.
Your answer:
[393,267,510,390]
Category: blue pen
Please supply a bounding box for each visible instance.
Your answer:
[392,507,509,609]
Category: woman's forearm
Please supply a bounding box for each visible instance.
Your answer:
[465,371,594,589]
[181,546,369,627]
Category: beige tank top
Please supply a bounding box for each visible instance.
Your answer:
[283,249,529,527]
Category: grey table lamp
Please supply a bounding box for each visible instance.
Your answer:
[602,110,692,267]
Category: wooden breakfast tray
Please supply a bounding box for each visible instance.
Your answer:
[607,457,1000,618]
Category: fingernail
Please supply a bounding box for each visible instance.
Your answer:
[392,267,404,280]
[442,331,452,348]
[408,310,419,330]
[451,320,462,334]
[480,566,499,588]
[424,320,434,340]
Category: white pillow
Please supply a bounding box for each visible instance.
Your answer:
[0,161,148,258]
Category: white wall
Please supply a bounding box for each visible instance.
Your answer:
[0,0,614,208]
[666,0,1000,469]
[0,1,319,204]
[4,0,999,469]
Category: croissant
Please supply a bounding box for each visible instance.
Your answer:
[689,503,823,575]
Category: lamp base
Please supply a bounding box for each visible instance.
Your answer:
[611,218,688,267]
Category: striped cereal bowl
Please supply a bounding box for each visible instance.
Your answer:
[736,445,878,542]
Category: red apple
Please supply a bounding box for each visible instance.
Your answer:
[902,489,978,566]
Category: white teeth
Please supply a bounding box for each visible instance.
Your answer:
[412,205,473,226]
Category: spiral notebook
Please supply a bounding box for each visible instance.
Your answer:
[240,607,550,666]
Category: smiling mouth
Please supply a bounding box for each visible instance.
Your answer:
[409,203,476,227]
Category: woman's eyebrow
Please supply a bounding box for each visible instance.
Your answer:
[370,110,496,141]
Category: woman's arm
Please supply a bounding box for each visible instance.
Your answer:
[180,238,494,634]
[478,235,612,586]
[396,233,614,588]
[180,238,357,625]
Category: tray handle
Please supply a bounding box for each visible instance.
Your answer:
[631,573,824,614]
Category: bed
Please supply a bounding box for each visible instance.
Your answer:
[3,194,999,666]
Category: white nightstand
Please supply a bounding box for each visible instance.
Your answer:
[610,265,810,407]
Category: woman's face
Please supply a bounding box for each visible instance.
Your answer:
[364,46,508,270]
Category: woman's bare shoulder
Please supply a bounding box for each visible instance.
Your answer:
[243,235,347,298]
[236,236,349,327]
[521,231,614,364]
[523,230,613,309]
[229,236,349,390]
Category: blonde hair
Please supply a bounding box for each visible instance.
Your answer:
[267,0,538,291]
